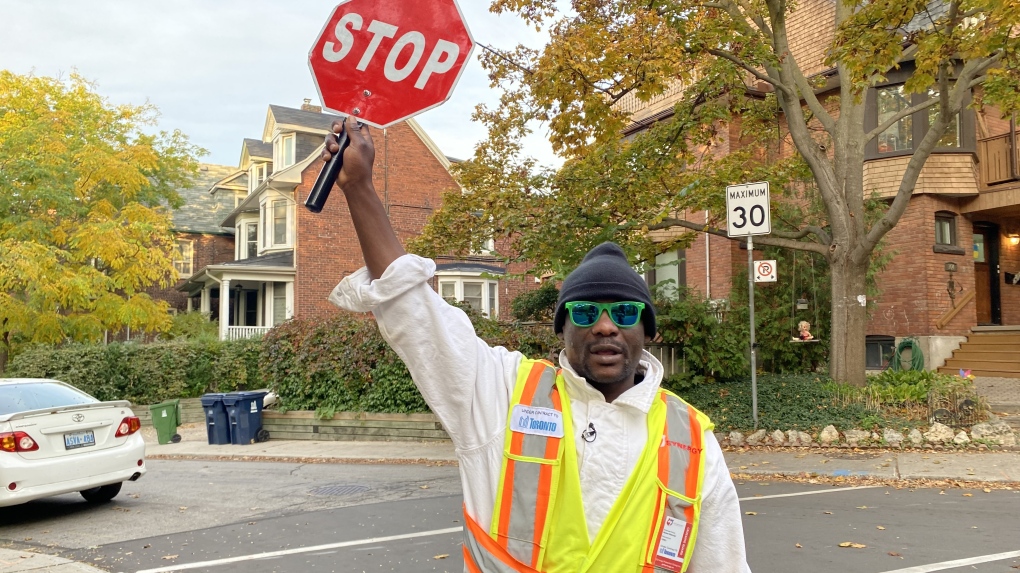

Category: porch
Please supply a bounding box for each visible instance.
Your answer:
[178,251,296,341]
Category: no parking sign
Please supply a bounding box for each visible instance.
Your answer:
[754,260,777,283]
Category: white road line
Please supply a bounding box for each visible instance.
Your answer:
[877,549,1020,573]
[739,485,882,501]
[134,526,464,573]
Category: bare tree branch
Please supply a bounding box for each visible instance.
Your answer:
[653,217,830,253]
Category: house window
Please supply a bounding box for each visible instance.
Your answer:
[173,240,194,278]
[877,85,913,153]
[869,76,970,158]
[246,222,258,258]
[866,335,895,370]
[250,162,267,193]
[272,282,288,326]
[973,232,986,262]
[261,198,292,249]
[935,211,957,246]
[273,201,287,244]
[275,134,295,168]
[438,276,500,318]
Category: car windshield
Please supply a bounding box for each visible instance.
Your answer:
[0,382,98,416]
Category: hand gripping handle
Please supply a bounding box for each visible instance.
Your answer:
[304,124,352,213]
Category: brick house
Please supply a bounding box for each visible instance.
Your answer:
[166,102,533,339]
[620,0,1020,374]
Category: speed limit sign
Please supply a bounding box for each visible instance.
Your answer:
[726,181,771,237]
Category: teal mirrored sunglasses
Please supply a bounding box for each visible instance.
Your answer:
[564,301,645,328]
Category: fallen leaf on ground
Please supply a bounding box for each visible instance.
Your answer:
[420,485,430,489]
[823,511,833,515]
[856,505,868,509]
[963,493,973,497]
[161,555,178,560]
[839,542,866,548]
[745,511,757,515]
[876,526,885,530]
[984,488,992,493]
[434,554,449,559]
[888,552,902,557]
[795,544,802,548]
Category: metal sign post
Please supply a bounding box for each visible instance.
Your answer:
[725,181,771,429]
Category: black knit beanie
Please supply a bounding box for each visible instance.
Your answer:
[554,242,656,337]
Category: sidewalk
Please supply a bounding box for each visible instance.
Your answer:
[141,423,1020,482]
[0,549,104,573]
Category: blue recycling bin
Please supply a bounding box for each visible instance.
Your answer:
[223,391,269,445]
[199,393,231,445]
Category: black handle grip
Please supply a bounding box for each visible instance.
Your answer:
[304,126,352,213]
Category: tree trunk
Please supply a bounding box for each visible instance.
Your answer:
[828,256,869,386]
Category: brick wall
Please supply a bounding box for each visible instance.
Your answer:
[150,232,234,311]
[293,121,458,320]
[867,195,975,337]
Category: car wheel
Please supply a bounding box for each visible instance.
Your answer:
[80,482,123,503]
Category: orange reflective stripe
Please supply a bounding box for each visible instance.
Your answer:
[685,405,702,498]
[465,506,541,573]
[497,459,517,549]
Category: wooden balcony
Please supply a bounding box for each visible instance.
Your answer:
[977,130,1019,187]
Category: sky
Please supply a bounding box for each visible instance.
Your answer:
[0,0,559,168]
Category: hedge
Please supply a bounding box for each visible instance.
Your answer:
[263,306,560,417]
[7,338,261,405]
[6,304,560,415]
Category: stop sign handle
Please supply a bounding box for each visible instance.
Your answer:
[304,126,352,213]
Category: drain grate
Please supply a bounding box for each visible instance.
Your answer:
[310,483,371,497]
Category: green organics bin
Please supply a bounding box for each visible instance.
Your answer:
[149,399,182,445]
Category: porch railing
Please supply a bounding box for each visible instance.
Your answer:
[225,326,273,340]
[645,343,684,379]
[977,130,1019,186]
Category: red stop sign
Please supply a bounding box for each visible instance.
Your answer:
[308,0,475,128]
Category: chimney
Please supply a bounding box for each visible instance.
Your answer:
[301,98,322,113]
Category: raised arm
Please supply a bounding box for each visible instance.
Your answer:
[324,116,405,279]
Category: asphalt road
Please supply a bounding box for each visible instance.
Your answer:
[1,459,1019,573]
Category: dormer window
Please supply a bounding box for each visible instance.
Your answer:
[249,162,267,193]
[275,134,296,169]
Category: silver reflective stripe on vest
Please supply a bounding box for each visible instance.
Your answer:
[504,364,559,565]
[464,528,527,573]
[663,396,695,497]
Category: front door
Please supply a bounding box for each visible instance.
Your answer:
[973,223,1002,325]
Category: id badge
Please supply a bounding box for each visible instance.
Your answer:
[652,515,692,571]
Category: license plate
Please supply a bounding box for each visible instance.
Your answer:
[64,430,96,450]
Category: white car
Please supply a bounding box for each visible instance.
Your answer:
[0,378,146,506]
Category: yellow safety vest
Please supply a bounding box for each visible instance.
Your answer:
[463,359,714,572]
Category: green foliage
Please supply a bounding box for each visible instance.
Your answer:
[0,71,206,372]
[510,281,559,322]
[677,374,882,432]
[262,307,560,417]
[165,311,220,341]
[7,339,259,404]
[726,247,830,375]
[829,369,978,413]
[655,287,748,383]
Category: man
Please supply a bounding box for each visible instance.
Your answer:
[324,117,750,572]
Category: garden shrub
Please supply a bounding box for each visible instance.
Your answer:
[675,374,882,432]
[8,339,260,405]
